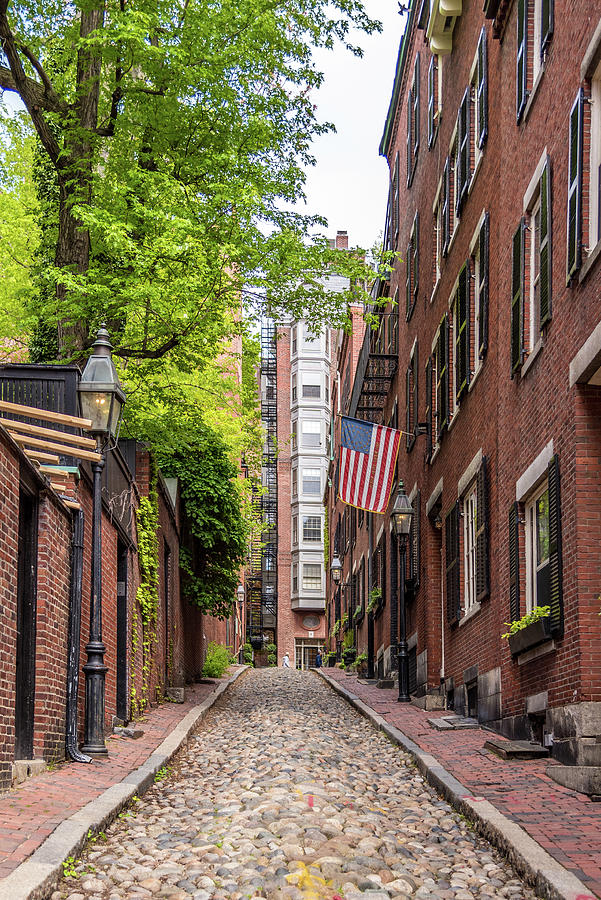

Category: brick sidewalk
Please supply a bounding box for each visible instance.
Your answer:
[0,671,243,881]
[325,668,601,898]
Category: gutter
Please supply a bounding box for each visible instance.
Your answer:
[65,509,92,764]
[379,1,417,159]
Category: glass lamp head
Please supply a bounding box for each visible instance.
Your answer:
[78,325,126,437]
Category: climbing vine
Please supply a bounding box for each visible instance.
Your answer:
[323,505,329,571]
[131,466,160,716]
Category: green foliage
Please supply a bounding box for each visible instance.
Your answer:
[330,619,340,639]
[62,857,78,879]
[132,469,159,715]
[242,642,254,665]
[341,613,349,632]
[501,606,550,640]
[202,642,231,679]
[342,629,354,651]
[367,587,382,614]
[266,643,277,654]
[323,506,329,571]
[353,604,362,621]
[267,653,277,667]
[355,652,367,665]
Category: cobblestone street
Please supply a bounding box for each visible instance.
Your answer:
[54,670,537,900]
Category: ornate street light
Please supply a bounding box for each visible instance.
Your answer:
[78,325,126,756]
[391,481,413,703]
[330,555,342,584]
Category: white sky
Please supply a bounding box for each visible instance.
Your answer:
[302,2,406,252]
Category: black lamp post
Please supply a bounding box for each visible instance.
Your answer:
[78,325,126,756]
[390,480,413,703]
[236,583,245,662]
[330,555,343,661]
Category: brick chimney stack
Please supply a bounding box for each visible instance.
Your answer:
[335,230,349,250]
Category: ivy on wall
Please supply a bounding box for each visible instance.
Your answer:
[131,466,160,716]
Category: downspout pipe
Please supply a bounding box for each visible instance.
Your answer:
[66,509,92,763]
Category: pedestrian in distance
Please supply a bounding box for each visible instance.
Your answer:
[282,653,291,668]
[315,649,322,668]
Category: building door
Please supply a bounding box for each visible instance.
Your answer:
[294,639,322,670]
[15,487,38,760]
[116,541,128,723]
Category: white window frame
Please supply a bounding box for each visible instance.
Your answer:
[302,467,321,495]
[525,479,550,613]
[304,323,320,350]
[522,148,548,358]
[292,326,297,356]
[463,483,477,613]
[292,468,298,497]
[292,373,297,402]
[303,516,321,542]
[589,63,601,252]
[302,563,322,591]
[450,123,459,236]
[292,515,298,546]
[469,51,483,187]
[432,177,443,296]
[292,563,298,594]
[291,419,297,450]
[301,375,321,399]
[301,419,321,448]
[469,210,487,383]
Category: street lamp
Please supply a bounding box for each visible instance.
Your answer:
[78,325,126,756]
[236,584,245,662]
[330,555,342,584]
[391,480,413,703]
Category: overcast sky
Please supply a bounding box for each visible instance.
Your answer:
[302,2,406,252]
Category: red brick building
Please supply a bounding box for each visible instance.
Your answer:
[327,1,601,793]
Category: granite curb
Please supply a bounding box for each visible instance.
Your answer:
[317,669,597,900]
[0,666,249,900]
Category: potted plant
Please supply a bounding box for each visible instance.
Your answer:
[355,651,368,676]
[325,650,336,667]
[502,606,551,656]
[341,630,356,666]
[367,586,382,615]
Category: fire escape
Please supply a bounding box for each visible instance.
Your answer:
[349,286,399,423]
[247,320,278,647]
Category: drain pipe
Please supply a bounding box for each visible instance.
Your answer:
[440,541,445,699]
[65,509,92,763]
[367,513,375,679]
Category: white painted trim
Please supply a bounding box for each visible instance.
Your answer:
[516,439,554,501]
[569,317,601,386]
[457,448,483,497]
[581,17,601,80]
[523,147,548,214]
[426,477,444,516]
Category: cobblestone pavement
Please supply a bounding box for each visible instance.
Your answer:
[53,670,538,900]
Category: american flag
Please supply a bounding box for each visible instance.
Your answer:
[339,416,401,514]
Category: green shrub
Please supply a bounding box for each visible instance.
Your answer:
[266,643,277,654]
[243,642,253,665]
[202,642,231,678]
[267,653,277,667]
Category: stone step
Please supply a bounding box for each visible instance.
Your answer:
[428,715,480,730]
[546,764,601,796]
[484,737,549,759]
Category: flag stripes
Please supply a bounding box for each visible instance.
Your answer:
[339,416,401,514]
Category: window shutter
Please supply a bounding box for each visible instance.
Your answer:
[428,55,436,148]
[410,489,421,588]
[406,238,412,319]
[407,89,413,187]
[511,219,525,376]
[445,501,461,624]
[567,90,584,282]
[457,88,470,216]
[509,501,520,623]
[455,262,469,401]
[477,27,488,148]
[393,151,400,242]
[541,0,554,55]
[442,156,450,256]
[539,157,552,327]
[475,456,490,601]
[547,454,563,636]
[412,344,418,441]
[382,533,387,608]
[437,313,449,435]
[478,212,490,359]
[412,212,419,313]
[425,356,433,462]
[405,364,411,449]
[413,53,420,159]
[516,0,528,122]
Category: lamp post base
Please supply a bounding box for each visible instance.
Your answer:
[82,640,108,756]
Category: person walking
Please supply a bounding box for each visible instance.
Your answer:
[282,653,291,668]
[315,649,322,669]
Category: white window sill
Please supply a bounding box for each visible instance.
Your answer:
[430,443,441,465]
[468,362,483,392]
[431,277,441,305]
[458,601,481,627]
[447,225,459,257]
[520,335,544,378]
[468,151,484,197]
[521,62,545,126]
[579,238,601,284]
[447,407,459,431]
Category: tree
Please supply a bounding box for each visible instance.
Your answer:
[0,0,380,360]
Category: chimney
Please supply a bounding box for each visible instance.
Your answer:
[335,230,348,250]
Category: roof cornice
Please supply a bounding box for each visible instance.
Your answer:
[379,1,417,159]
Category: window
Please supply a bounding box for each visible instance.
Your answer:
[433,181,443,288]
[406,341,418,451]
[325,328,330,357]
[301,420,321,448]
[304,323,319,349]
[303,564,322,591]
[292,468,297,497]
[291,419,297,450]
[407,53,420,186]
[292,326,297,355]
[325,381,329,405]
[302,468,321,495]
[445,502,461,624]
[406,212,419,321]
[303,516,321,541]
[516,0,554,122]
[434,313,449,441]
[589,67,601,253]
[389,291,399,354]
[567,89,584,281]
[292,564,298,594]
[525,483,550,612]
[452,263,470,405]
[470,212,490,377]
[428,53,441,149]
[392,151,400,244]
[512,156,552,374]
[441,146,456,256]
[302,379,321,399]
[292,516,298,545]
[292,374,297,402]
[463,484,477,612]
[471,28,488,167]
[425,356,433,462]
[456,88,470,216]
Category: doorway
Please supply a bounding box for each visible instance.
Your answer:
[15,487,38,760]
[294,639,322,670]
[116,541,128,722]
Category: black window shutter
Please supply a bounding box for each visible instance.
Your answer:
[456,262,469,401]
[539,157,552,327]
[412,344,418,440]
[478,212,490,359]
[410,489,421,588]
[511,219,525,376]
[457,88,470,215]
[547,454,564,636]
[516,0,528,122]
[509,501,520,622]
[428,55,436,148]
[475,456,490,602]
[406,239,412,319]
[425,356,433,461]
[442,157,450,256]
[541,0,554,56]
[382,533,387,608]
[394,150,400,242]
[437,315,448,436]
[407,88,413,187]
[413,212,419,309]
[477,27,488,148]
[414,53,420,159]
[445,501,461,624]
[405,364,411,449]
[567,90,584,282]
